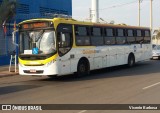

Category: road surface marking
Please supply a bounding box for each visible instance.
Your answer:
[143,82,160,90]
[78,110,87,113]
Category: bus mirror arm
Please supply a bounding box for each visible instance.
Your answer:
[12,30,19,47]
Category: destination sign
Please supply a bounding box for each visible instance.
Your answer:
[21,22,49,29]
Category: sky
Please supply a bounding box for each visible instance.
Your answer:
[72,0,160,29]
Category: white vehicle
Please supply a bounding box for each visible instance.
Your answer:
[152,45,160,59]
[18,18,152,77]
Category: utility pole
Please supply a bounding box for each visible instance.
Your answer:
[91,0,99,23]
[89,8,92,22]
[138,0,141,26]
[138,0,143,26]
[150,0,153,32]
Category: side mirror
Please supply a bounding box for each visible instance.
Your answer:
[12,30,19,46]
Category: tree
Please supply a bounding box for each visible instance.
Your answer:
[0,0,17,26]
[156,30,160,44]
[153,29,160,44]
[156,29,160,39]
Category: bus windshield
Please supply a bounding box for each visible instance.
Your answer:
[19,30,56,55]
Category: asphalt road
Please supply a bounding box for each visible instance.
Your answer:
[0,60,160,113]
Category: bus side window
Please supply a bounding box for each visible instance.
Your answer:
[127,29,135,44]
[75,26,90,46]
[116,29,126,45]
[135,30,144,44]
[91,27,104,46]
[57,24,73,56]
[104,28,116,45]
[144,30,151,43]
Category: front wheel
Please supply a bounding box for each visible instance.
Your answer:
[128,55,135,67]
[77,60,90,77]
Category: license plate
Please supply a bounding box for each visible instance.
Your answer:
[30,69,36,73]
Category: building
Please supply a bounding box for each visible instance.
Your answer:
[0,0,72,65]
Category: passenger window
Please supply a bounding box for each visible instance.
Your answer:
[57,24,73,56]
[116,29,126,44]
[106,28,114,36]
[91,27,103,46]
[128,30,133,37]
[137,30,142,37]
[144,30,151,43]
[76,26,87,36]
[127,37,135,44]
[136,37,143,43]
[75,26,90,46]
[116,37,126,44]
[117,29,124,37]
[127,29,135,44]
[145,30,150,37]
[135,30,143,43]
[104,28,115,45]
[105,37,116,45]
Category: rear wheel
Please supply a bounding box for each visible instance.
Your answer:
[128,55,135,67]
[77,60,90,77]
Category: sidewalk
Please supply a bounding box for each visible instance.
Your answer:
[0,65,18,78]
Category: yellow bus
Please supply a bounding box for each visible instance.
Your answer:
[18,17,152,77]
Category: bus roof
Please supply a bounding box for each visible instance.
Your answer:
[53,18,150,30]
[19,18,150,30]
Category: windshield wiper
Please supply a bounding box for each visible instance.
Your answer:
[35,30,44,42]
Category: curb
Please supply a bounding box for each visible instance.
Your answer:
[0,72,18,78]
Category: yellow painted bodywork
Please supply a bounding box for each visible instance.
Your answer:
[19,53,58,65]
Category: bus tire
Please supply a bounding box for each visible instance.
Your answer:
[77,59,90,77]
[128,54,135,67]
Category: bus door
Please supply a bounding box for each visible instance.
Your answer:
[134,30,144,61]
[57,24,73,75]
[143,30,152,60]
[134,43,143,61]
